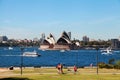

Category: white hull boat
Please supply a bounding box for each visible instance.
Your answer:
[101,48,113,55]
[23,51,41,57]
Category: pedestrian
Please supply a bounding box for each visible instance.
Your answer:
[57,63,61,73]
[57,63,64,74]
[90,63,93,68]
[73,65,77,74]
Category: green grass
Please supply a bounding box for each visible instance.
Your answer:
[37,74,119,80]
[0,68,120,80]
[3,74,119,80]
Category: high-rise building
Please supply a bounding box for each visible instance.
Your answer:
[40,33,45,44]
[82,36,89,42]
[68,32,71,40]
[0,36,8,42]
[41,33,45,40]
[111,39,120,49]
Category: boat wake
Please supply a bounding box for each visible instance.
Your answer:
[0,55,20,56]
[101,47,113,55]
[101,52,113,55]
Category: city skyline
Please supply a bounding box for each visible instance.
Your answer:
[0,0,120,40]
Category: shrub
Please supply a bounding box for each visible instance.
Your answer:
[98,62,114,69]
[98,62,106,68]
[114,60,120,69]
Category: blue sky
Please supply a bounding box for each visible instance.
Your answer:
[0,0,120,40]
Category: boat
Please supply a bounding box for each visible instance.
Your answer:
[23,51,41,57]
[60,50,65,52]
[101,47,113,55]
[8,47,13,50]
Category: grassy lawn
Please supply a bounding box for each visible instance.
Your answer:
[0,68,120,80]
[19,74,120,80]
[0,74,120,80]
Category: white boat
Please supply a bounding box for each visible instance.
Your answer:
[60,50,65,52]
[8,47,13,50]
[101,47,113,55]
[23,51,41,57]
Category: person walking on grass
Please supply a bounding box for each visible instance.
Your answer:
[90,63,93,68]
[73,65,77,74]
[57,63,61,73]
[57,63,63,74]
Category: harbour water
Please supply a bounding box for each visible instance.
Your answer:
[0,47,120,67]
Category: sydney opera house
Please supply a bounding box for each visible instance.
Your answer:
[40,31,76,50]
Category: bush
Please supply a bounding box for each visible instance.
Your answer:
[98,62,106,68]
[98,60,120,69]
[105,64,114,69]
[98,62,114,69]
[114,60,120,69]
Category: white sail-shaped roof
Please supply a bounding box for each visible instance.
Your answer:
[57,31,71,44]
[45,33,56,44]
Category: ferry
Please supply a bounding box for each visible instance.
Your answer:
[23,51,41,57]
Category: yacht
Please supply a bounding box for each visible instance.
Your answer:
[23,51,41,57]
[101,47,113,55]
